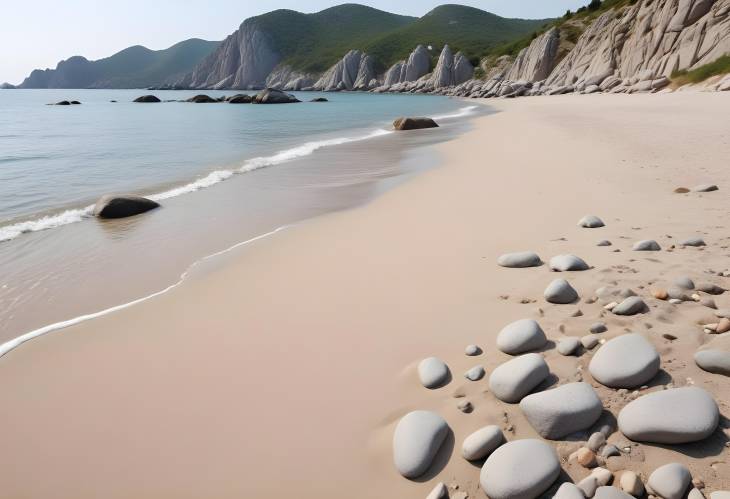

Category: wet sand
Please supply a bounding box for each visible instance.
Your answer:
[1,92,729,498]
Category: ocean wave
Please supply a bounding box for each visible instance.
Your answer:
[0,128,392,243]
[432,105,478,120]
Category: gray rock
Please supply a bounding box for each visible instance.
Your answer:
[695,350,730,376]
[558,337,581,356]
[428,45,474,89]
[674,276,695,290]
[93,195,160,219]
[589,334,660,388]
[618,387,720,444]
[480,439,560,499]
[633,240,661,251]
[498,251,542,268]
[520,382,603,439]
[578,476,599,498]
[253,88,300,104]
[489,353,550,403]
[550,254,590,272]
[681,237,706,247]
[393,410,449,478]
[462,425,505,461]
[597,240,613,247]
[545,279,579,304]
[696,282,725,295]
[555,482,586,499]
[393,117,439,131]
[133,95,161,103]
[581,335,600,350]
[601,444,621,458]
[465,365,485,381]
[590,322,608,334]
[693,184,718,192]
[426,482,448,499]
[648,463,692,499]
[497,319,548,355]
[595,487,634,499]
[689,489,706,499]
[612,297,648,316]
[465,344,482,356]
[579,215,606,228]
[313,50,377,91]
[587,432,606,451]
[418,357,450,389]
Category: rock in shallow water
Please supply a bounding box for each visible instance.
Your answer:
[550,254,590,272]
[393,117,439,130]
[545,279,579,304]
[579,215,606,228]
[648,463,692,499]
[489,353,550,403]
[498,251,542,268]
[612,296,648,316]
[480,439,560,499]
[497,319,548,355]
[589,333,660,388]
[633,240,661,251]
[695,350,730,376]
[618,387,719,444]
[520,382,603,439]
[462,425,505,461]
[418,357,450,389]
[393,411,449,478]
[93,195,160,219]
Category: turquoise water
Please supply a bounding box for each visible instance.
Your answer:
[0,89,482,343]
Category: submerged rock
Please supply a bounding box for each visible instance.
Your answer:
[496,319,547,355]
[498,251,542,268]
[93,195,160,219]
[618,387,719,444]
[545,279,579,304]
[310,97,329,102]
[480,439,560,499]
[393,117,439,131]
[133,95,161,103]
[393,410,449,479]
[489,353,549,403]
[520,382,603,439]
[589,334,660,388]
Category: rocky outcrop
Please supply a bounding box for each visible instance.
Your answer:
[313,50,379,91]
[265,65,316,91]
[427,45,474,88]
[173,20,281,90]
[133,95,161,103]
[442,0,730,99]
[93,195,160,219]
[383,45,432,86]
[252,88,300,104]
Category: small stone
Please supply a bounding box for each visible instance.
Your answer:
[695,350,730,376]
[587,432,606,451]
[545,279,579,304]
[489,353,550,403]
[620,470,645,496]
[465,345,482,356]
[393,411,450,478]
[577,447,597,467]
[480,439,560,499]
[717,318,730,333]
[426,482,448,499]
[578,476,599,498]
[597,240,612,247]
[462,425,505,461]
[579,215,606,228]
[555,483,586,499]
[581,335,600,349]
[595,486,633,499]
[674,277,695,290]
[674,187,690,193]
[648,463,692,499]
[682,237,706,247]
[696,282,725,295]
[496,319,548,355]
[612,296,649,316]
[689,489,705,499]
[498,251,542,268]
[592,468,613,486]
[558,337,581,356]
[633,240,661,251]
[458,400,473,413]
[418,357,450,389]
[604,301,619,311]
[601,445,621,458]
[591,322,608,334]
[692,479,705,489]
[465,366,485,381]
[693,184,718,192]
[700,297,717,309]
[550,255,590,272]
[652,289,669,300]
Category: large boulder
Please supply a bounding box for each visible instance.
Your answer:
[480,439,560,499]
[618,387,719,444]
[496,319,548,355]
[133,95,161,103]
[489,353,550,403]
[589,334,660,388]
[253,88,300,104]
[519,382,603,439]
[93,195,160,219]
[392,411,449,479]
[393,117,439,131]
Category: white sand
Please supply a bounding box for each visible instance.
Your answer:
[0,92,729,498]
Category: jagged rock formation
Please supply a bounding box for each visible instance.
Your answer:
[265,66,316,91]
[312,50,378,91]
[436,0,730,99]
[375,45,474,93]
[383,45,432,86]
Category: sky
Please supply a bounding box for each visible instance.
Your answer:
[0,0,588,84]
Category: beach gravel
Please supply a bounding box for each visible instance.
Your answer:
[611,297,648,316]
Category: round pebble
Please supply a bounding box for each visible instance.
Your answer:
[681,237,706,247]
[674,276,695,290]
[464,365,485,381]
[550,254,590,272]
[589,333,660,388]
[620,470,645,496]
[555,483,585,499]
[695,350,730,376]
[489,353,550,403]
[393,410,449,478]
[648,463,692,499]
[581,335,600,349]
[597,240,612,247]
[426,482,448,499]
[558,337,581,356]
[480,439,560,499]
[595,486,634,499]
[545,279,579,304]
[590,322,608,334]
[462,425,505,461]
[497,319,547,355]
[579,215,606,228]
[418,357,450,389]
[498,251,542,268]
[633,240,661,251]
[465,344,482,356]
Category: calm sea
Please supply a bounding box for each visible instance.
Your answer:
[0,89,483,347]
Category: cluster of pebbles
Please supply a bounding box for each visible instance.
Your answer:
[392,202,729,499]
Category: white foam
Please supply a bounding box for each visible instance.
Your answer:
[0,129,393,243]
[432,105,478,120]
[0,225,289,358]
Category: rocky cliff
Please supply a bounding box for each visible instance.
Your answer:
[374,45,475,93]
[312,50,379,91]
[382,45,432,86]
[439,0,730,99]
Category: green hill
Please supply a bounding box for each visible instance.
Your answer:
[19,38,219,89]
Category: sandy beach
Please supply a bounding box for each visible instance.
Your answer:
[2,92,729,498]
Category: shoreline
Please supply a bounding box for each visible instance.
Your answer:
[1,92,729,498]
